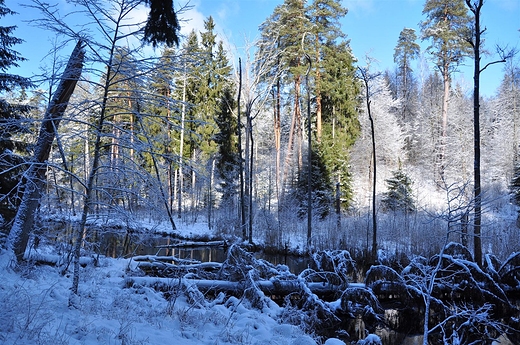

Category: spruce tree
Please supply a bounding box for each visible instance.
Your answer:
[214,88,239,206]
[319,40,360,208]
[292,148,332,219]
[382,167,416,212]
[143,0,180,47]
[0,0,33,227]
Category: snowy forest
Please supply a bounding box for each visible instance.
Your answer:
[1,0,520,344]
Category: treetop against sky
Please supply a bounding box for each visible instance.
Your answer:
[4,0,519,97]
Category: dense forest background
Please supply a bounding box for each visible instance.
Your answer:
[1,0,519,264]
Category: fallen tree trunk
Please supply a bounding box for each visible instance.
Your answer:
[132,255,203,265]
[125,276,348,297]
[155,240,227,248]
[136,260,223,277]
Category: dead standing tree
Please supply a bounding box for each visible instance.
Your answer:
[465,0,515,267]
[357,62,382,264]
[7,40,85,262]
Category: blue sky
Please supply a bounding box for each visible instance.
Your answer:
[4,0,520,96]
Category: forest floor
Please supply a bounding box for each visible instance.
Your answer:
[0,219,353,345]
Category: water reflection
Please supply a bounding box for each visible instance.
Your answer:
[94,232,310,275]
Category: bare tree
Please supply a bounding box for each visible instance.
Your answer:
[465,0,516,267]
[357,62,382,263]
[233,38,281,243]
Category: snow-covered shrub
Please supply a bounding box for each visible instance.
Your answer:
[357,334,382,345]
[399,245,517,344]
[312,250,356,284]
[498,251,520,290]
[279,268,341,341]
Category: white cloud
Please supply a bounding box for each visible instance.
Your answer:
[343,0,375,15]
[176,1,234,55]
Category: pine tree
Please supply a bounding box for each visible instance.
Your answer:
[305,0,360,210]
[393,28,420,122]
[308,0,348,142]
[0,0,33,227]
[258,0,311,196]
[420,0,472,180]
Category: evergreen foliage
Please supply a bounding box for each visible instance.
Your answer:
[509,163,520,208]
[382,167,416,212]
[214,88,239,206]
[0,0,33,226]
[143,0,180,47]
[257,0,359,210]
[291,147,332,219]
[420,0,472,72]
[319,40,360,207]
[394,28,420,89]
[393,28,420,122]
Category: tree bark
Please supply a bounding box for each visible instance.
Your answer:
[467,0,483,267]
[7,40,85,262]
[237,59,246,240]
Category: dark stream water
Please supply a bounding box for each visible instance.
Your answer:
[87,231,515,345]
[90,232,431,344]
[92,231,311,274]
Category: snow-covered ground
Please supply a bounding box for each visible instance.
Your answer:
[0,249,333,345]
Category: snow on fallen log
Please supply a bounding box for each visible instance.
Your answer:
[131,255,201,265]
[136,261,223,273]
[155,240,227,248]
[27,253,94,267]
[125,276,347,296]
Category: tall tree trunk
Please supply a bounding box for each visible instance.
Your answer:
[237,59,246,240]
[7,40,85,262]
[368,100,377,263]
[245,101,251,241]
[468,0,483,267]
[273,79,281,200]
[178,62,186,219]
[281,75,302,199]
[247,102,254,244]
[359,67,378,263]
[439,61,450,181]
[466,0,508,266]
[315,36,322,143]
[305,58,312,250]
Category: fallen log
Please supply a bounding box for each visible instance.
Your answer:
[156,240,226,248]
[136,261,223,277]
[27,253,94,267]
[125,276,349,297]
[132,255,201,265]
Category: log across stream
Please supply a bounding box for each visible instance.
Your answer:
[124,244,520,345]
